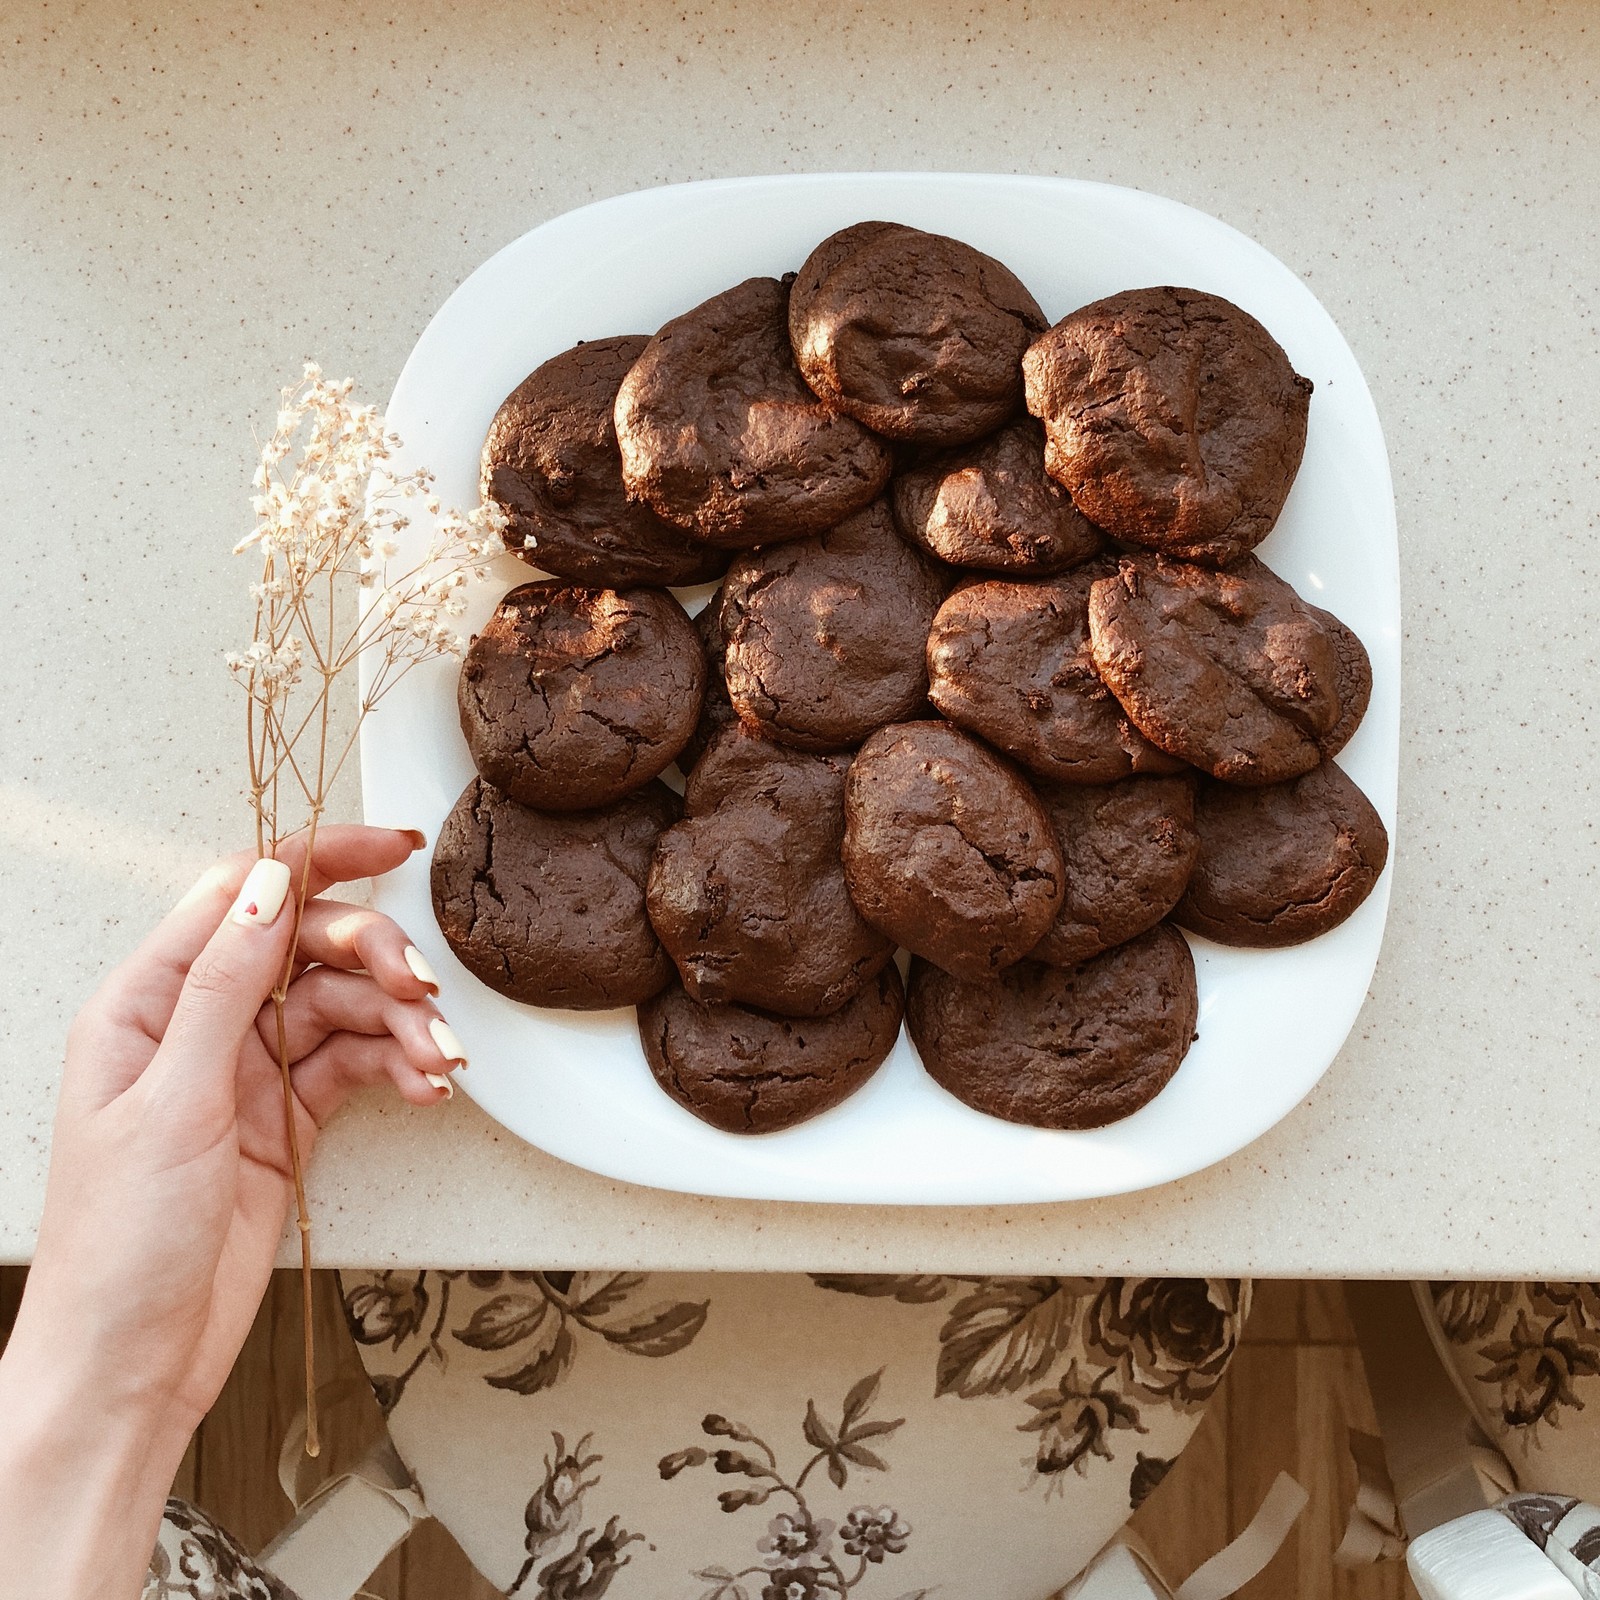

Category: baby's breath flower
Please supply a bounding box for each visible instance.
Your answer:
[232,363,498,838]
[233,357,510,1454]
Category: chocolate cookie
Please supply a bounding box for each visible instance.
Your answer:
[925,567,1187,784]
[458,581,704,812]
[1023,286,1313,566]
[647,725,894,1017]
[1313,605,1374,759]
[906,924,1197,1130]
[1032,776,1199,966]
[719,499,948,753]
[676,597,738,776]
[841,721,1064,980]
[891,416,1104,575]
[431,777,679,1010]
[638,964,905,1135]
[789,222,1047,446]
[1174,762,1388,947]
[614,277,892,547]
[480,337,729,588]
[1087,556,1362,786]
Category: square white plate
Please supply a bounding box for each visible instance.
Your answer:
[361,173,1398,1204]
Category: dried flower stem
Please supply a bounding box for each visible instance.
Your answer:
[230,365,506,1454]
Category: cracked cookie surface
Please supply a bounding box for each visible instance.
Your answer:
[892,416,1104,574]
[789,222,1047,446]
[675,596,738,777]
[646,725,895,1017]
[841,720,1064,980]
[1023,285,1312,566]
[1087,555,1364,786]
[480,336,730,588]
[906,924,1197,1129]
[614,276,891,547]
[719,497,948,753]
[926,565,1187,784]
[1174,762,1388,947]
[638,963,904,1134]
[1032,775,1199,967]
[458,580,704,812]
[430,776,680,1010]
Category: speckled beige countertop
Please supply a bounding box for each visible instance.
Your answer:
[3,0,1597,1275]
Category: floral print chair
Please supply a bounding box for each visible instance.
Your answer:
[1423,1283,1600,1504]
[1407,1282,1600,1599]
[1339,1282,1600,1600]
[311,1270,1254,1600]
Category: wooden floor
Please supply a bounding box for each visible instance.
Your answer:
[0,1269,1415,1598]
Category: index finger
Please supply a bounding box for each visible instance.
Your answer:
[141,823,426,977]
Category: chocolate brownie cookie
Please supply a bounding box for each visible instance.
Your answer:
[614,277,892,547]
[1023,286,1313,566]
[638,964,905,1135]
[719,499,948,753]
[480,337,728,588]
[906,924,1197,1129]
[675,596,738,776]
[925,567,1187,784]
[1087,556,1362,786]
[789,222,1047,446]
[891,417,1104,575]
[647,725,894,1017]
[1312,605,1374,758]
[1032,776,1199,966]
[431,776,679,1010]
[458,581,704,812]
[1175,763,1388,947]
[841,721,1063,980]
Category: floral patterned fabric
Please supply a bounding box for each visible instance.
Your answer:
[339,1271,1248,1599]
[145,1498,303,1600]
[1425,1283,1600,1502]
[1498,1493,1600,1599]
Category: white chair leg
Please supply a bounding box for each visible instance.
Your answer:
[1408,1509,1581,1600]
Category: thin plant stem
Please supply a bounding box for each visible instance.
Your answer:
[271,982,318,1457]
[229,366,504,1460]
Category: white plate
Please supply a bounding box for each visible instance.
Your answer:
[361,173,1399,1205]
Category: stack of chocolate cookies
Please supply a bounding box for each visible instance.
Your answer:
[431,224,1389,1138]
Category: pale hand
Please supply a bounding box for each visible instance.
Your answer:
[0,824,464,1600]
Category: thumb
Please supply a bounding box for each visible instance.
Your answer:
[144,857,296,1102]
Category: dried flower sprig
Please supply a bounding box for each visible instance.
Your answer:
[228,364,505,1453]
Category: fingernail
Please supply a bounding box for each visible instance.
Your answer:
[231,858,292,927]
[424,1072,454,1100]
[429,1018,467,1066]
[404,946,440,992]
[401,828,427,850]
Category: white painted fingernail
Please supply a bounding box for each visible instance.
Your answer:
[231,858,292,927]
[404,946,440,991]
[424,1072,454,1099]
[428,1018,467,1065]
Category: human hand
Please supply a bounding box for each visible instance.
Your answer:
[0,824,464,1598]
